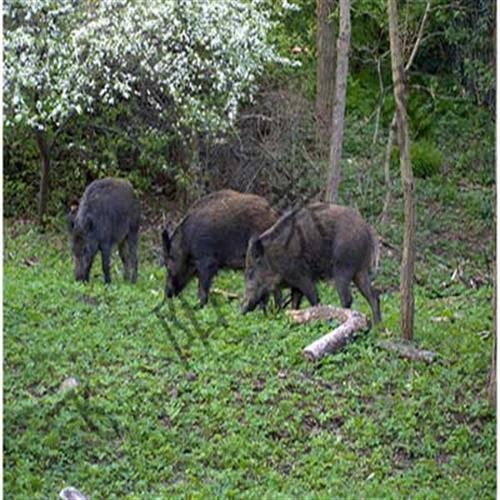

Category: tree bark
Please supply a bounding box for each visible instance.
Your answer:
[388,0,416,341]
[315,0,336,154]
[35,129,51,226]
[325,0,351,203]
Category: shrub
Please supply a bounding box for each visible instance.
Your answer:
[411,140,444,178]
[392,140,443,178]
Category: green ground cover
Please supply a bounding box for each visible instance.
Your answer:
[4,221,495,498]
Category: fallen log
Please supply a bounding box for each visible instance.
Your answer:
[379,340,438,364]
[287,304,356,324]
[287,305,370,362]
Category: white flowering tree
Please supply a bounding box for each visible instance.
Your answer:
[4,0,289,223]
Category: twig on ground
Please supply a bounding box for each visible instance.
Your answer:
[379,340,438,363]
[212,288,240,300]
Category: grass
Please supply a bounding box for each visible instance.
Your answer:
[3,220,495,498]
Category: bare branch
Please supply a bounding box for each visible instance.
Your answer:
[405,0,432,72]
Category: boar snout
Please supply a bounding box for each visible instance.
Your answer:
[241,293,268,314]
[165,286,180,298]
[241,299,257,314]
[75,270,90,282]
[165,276,184,298]
[74,258,91,282]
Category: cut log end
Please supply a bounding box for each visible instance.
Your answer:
[302,350,317,363]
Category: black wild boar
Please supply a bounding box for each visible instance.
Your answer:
[67,178,140,283]
[162,190,279,306]
[242,203,381,324]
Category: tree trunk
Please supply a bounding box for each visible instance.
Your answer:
[189,131,202,201]
[488,327,496,408]
[35,129,51,226]
[325,0,351,203]
[174,131,201,209]
[381,115,396,226]
[388,0,416,341]
[381,0,430,225]
[487,190,496,407]
[315,0,336,154]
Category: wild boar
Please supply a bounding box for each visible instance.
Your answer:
[242,202,381,324]
[162,189,279,306]
[67,177,140,283]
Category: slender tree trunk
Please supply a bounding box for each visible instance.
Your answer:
[388,0,416,341]
[487,189,496,407]
[173,131,201,209]
[381,116,396,226]
[488,300,496,407]
[315,0,336,154]
[381,0,430,224]
[190,131,202,200]
[35,129,51,225]
[325,0,350,203]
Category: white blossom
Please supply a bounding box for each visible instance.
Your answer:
[4,0,291,135]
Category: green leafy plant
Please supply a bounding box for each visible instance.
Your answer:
[410,140,444,178]
[392,140,443,179]
[3,222,495,498]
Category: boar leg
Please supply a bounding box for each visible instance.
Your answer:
[118,239,130,281]
[259,293,270,313]
[273,288,283,310]
[128,229,139,283]
[295,278,319,306]
[100,243,112,284]
[196,259,218,306]
[291,288,303,309]
[353,270,381,324]
[333,271,354,309]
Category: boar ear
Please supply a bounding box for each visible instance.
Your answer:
[66,200,79,231]
[250,237,265,260]
[162,227,171,256]
[69,200,79,214]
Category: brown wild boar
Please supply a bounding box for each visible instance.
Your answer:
[162,190,280,306]
[242,202,381,324]
[67,178,140,283]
